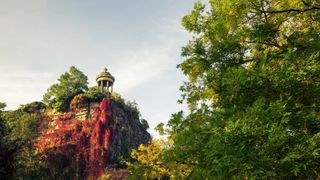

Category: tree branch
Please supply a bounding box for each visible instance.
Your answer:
[246,40,282,49]
[262,6,320,14]
[260,0,268,23]
[301,0,311,7]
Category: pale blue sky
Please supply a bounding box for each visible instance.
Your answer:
[0,0,196,137]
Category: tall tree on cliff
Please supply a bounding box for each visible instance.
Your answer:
[163,0,320,178]
[43,66,89,112]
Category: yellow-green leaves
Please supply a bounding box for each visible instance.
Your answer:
[126,139,192,179]
[182,1,205,33]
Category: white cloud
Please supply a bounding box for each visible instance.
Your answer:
[0,71,54,110]
[111,18,190,94]
[113,45,170,93]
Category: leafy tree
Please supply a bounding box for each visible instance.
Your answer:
[0,102,5,110]
[2,110,47,179]
[126,139,191,179]
[162,0,320,178]
[3,111,42,146]
[43,66,89,112]
[19,101,46,113]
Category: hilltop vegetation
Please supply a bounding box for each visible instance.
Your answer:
[0,67,150,179]
[43,66,89,112]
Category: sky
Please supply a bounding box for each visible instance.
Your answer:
[0,0,196,137]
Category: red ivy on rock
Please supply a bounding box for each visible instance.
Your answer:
[35,98,115,179]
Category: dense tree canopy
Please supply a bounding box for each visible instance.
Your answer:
[159,0,320,178]
[126,139,191,179]
[43,66,89,112]
[2,110,46,179]
[19,101,46,113]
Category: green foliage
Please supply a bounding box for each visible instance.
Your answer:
[19,101,46,113]
[3,111,41,146]
[69,93,89,111]
[0,102,5,110]
[162,0,320,179]
[155,122,167,136]
[140,119,149,130]
[2,110,47,179]
[111,92,141,118]
[127,139,191,179]
[43,66,89,112]
[124,100,141,118]
[85,86,106,103]
[70,87,107,111]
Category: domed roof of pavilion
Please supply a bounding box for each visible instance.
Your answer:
[96,68,115,82]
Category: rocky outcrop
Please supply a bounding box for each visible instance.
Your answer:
[36,97,151,179]
[108,99,151,165]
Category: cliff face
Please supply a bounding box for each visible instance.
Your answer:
[108,99,151,165]
[36,97,151,179]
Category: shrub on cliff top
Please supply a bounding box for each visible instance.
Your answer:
[43,66,89,112]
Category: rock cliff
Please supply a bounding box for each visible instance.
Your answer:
[108,99,151,165]
[36,96,151,179]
